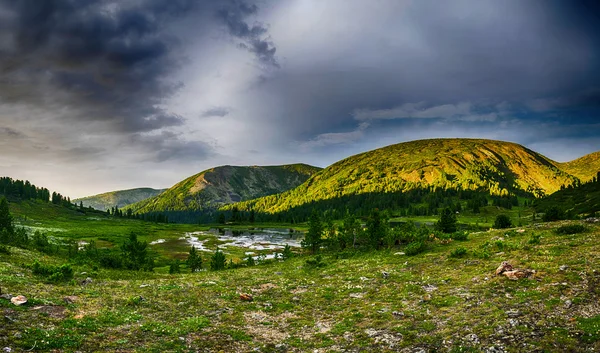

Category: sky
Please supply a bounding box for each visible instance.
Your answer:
[1,0,600,198]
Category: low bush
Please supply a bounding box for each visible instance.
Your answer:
[528,233,541,245]
[305,255,326,268]
[451,231,469,241]
[494,214,513,229]
[449,246,468,258]
[555,224,586,235]
[31,261,74,283]
[405,241,426,256]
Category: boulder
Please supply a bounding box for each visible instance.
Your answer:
[10,295,27,306]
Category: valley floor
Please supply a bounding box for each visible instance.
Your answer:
[1,220,600,352]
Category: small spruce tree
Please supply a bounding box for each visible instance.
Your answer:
[493,214,512,229]
[186,246,203,272]
[436,207,458,233]
[301,210,323,254]
[210,248,226,270]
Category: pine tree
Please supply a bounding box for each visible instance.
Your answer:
[210,248,226,270]
[436,207,457,233]
[121,232,148,270]
[0,197,14,235]
[186,246,202,272]
[301,210,323,254]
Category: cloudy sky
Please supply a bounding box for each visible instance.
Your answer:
[1,0,599,198]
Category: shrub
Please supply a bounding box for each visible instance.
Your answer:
[245,253,255,266]
[31,261,74,283]
[0,245,9,254]
[210,248,226,271]
[98,252,123,269]
[169,260,181,274]
[304,255,326,268]
[450,246,468,258]
[542,206,566,222]
[405,241,426,256]
[528,233,541,245]
[451,231,469,241]
[436,208,458,233]
[282,244,293,260]
[555,224,586,235]
[494,214,512,229]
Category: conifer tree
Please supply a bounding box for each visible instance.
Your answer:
[0,197,14,235]
[186,246,203,272]
[302,210,323,254]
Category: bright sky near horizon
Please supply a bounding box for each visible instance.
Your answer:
[1,0,599,198]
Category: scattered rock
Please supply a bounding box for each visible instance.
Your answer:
[359,277,371,281]
[503,269,535,280]
[365,329,402,348]
[139,284,150,288]
[484,346,506,353]
[495,261,513,276]
[564,299,573,309]
[3,347,12,352]
[508,318,519,327]
[240,293,253,302]
[316,321,331,333]
[80,272,87,275]
[292,296,300,302]
[516,229,525,233]
[349,293,364,299]
[63,296,78,304]
[381,271,389,279]
[10,295,27,306]
[465,333,479,344]
[495,261,535,280]
[81,277,93,285]
[505,309,521,318]
[394,252,405,256]
[392,311,404,318]
[422,284,438,293]
[0,294,13,300]
[559,265,569,271]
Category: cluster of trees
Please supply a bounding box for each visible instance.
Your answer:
[0,177,51,202]
[223,188,528,225]
[300,207,462,255]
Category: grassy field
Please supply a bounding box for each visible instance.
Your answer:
[1,214,599,352]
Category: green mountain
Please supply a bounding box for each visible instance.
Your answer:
[560,151,600,182]
[74,188,166,211]
[228,139,598,215]
[127,164,321,214]
[535,176,600,216]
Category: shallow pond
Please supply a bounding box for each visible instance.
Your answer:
[181,228,303,259]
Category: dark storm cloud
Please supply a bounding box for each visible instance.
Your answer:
[0,0,195,132]
[0,127,26,139]
[130,131,215,163]
[216,1,279,68]
[201,107,231,117]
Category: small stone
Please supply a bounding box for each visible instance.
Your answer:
[381,271,389,279]
[559,265,569,271]
[80,272,87,275]
[495,261,513,276]
[139,284,150,288]
[564,300,572,309]
[63,296,78,304]
[292,296,300,302]
[506,309,521,318]
[394,252,405,256]
[0,294,13,300]
[485,346,505,353]
[466,333,479,344]
[81,277,93,285]
[392,311,404,318]
[3,347,12,353]
[508,318,519,327]
[349,292,364,299]
[359,277,371,281]
[239,293,253,301]
[10,295,27,306]
[178,337,185,342]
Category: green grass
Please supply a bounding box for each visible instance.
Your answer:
[2,217,599,351]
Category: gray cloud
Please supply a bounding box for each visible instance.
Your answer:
[0,127,26,139]
[216,1,279,68]
[201,106,231,117]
